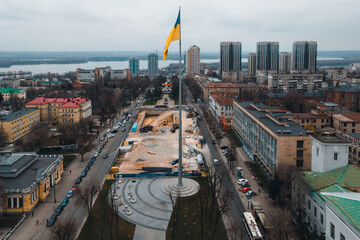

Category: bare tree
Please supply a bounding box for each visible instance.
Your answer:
[227,218,243,240]
[169,189,181,240]
[50,219,76,240]
[198,176,211,240]
[74,177,100,226]
[267,205,297,240]
[0,129,8,147]
[208,169,226,220]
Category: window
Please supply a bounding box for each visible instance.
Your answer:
[19,198,23,208]
[334,152,338,161]
[297,150,304,158]
[316,147,319,156]
[340,233,345,240]
[314,206,317,216]
[330,223,335,239]
[320,213,324,225]
[352,129,355,133]
[308,200,311,209]
[296,160,303,168]
[344,123,347,127]
[297,140,304,148]
[353,123,355,127]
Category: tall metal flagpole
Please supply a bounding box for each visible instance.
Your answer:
[178,6,183,187]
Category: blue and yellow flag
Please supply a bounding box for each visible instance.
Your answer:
[163,11,181,61]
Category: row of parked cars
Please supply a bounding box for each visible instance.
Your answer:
[237,178,256,197]
[46,150,100,227]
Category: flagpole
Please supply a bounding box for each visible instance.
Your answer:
[178,6,183,187]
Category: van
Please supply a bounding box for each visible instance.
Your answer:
[197,153,204,166]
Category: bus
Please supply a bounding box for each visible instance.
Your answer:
[242,212,263,240]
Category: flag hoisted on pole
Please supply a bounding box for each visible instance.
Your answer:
[163,7,183,187]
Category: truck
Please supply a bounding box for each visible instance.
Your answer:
[197,153,204,166]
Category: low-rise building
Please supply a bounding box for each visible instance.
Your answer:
[320,85,360,112]
[25,97,92,125]
[346,133,360,165]
[0,88,26,101]
[209,92,237,130]
[0,153,63,215]
[0,108,40,143]
[195,77,240,101]
[333,113,360,134]
[222,71,244,84]
[292,110,331,130]
[268,73,323,93]
[233,101,312,174]
[76,68,95,82]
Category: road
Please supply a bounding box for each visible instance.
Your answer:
[185,87,249,239]
[30,97,145,240]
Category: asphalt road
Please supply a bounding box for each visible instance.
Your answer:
[36,97,145,240]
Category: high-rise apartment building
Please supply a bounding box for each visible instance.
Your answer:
[186,45,200,74]
[256,42,279,71]
[129,57,140,75]
[248,53,256,76]
[220,42,242,74]
[291,41,317,73]
[148,53,158,77]
[279,52,291,73]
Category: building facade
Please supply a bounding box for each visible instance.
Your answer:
[186,45,200,74]
[148,53,159,77]
[267,73,323,93]
[0,153,63,215]
[256,42,279,72]
[220,42,242,74]
[233,102,312,174]
[279,52,291,73]
[0,108,40,143]
[320,85,360,112]
[248,53,256,76]
[222,71,243,84]
[129,57,140,75]
[345,133,360,165]
[291,41,317,74]
[209,92,236,130]
[25,97,92,125]
[0,88,26,101]
[333,113,360,134]
[195,77,240,101]
[292,111,331,130]
[76,68,95,82]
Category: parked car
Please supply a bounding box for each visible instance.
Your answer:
[85,166,90,172]
[66,190,73,198]
[94,152,99,157]
[111,129,118,133]
[241,187,251,193]
[98,148,102,153]
[222,149,228,155]
[46,214,57,227]
[103,154,108,159]
[122,128,126,132]
[50,128,57,132]
[75,177,82,184]
[100,137,105,141]
[220,146,229,150]
[81,170,87,178]
[71,184,77,191]
[237,179,248,185]
[61,198,69,207]
[171,158,179,165]
[108,133,115,138]
[213,159,219,165]
[106,128,111,133]
[88,161,93,167]
[211,140,216,144]
[55,205,63,216]
[246,190,257,197]
[121,123,126,127]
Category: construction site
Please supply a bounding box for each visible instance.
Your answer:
[113,108,206,174]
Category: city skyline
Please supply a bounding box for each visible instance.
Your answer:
[1,0,360,52]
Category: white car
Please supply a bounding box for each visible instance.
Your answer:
[108,133,115,138]
[106,128,111,133]
[94,152,99,157]
[237,179,248,185]
[213,159,219,165]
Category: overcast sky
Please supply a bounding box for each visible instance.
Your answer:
[0,0,359,52]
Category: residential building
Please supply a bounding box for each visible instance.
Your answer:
[76,68,95,82]
[320,85,360,112]
[110,69,127,80]
[186,45,200,74]
[333,113,360,134]
[222,71,243,84]
[279,52,291,73]
[346,133,360,165]
[248,53,256,76]
[291,41,317,73]
[233,101,312,174]
[0,153,63,215]
[209,92,237,130]
[148,53,159,77]
[0,108,40,143]
[256,42,279,72]
[220,42,242,74]
[129,57,140,75]
[195,77,240,101]
[25,97,92,125]
[265,92,324,109]
[325,68,347,86]
[268,73,323,93]
[0,88,26,101]
[292,110,331,130]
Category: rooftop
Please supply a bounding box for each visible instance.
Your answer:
[333,113,360,122]
[292,113,330,119]
[26,97,89,106]
[312,134,350,144]
[210,92,237,106]
[321,85,360,93]
[0,108,38,122]
[236,101,308,136]
[0,88,25,94]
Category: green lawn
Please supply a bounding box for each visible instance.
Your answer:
[166,178,227,240]
[78,180,136,240]
[245,161,269,191]
[63,154,77,169]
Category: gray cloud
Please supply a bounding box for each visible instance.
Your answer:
[0,0,359,51]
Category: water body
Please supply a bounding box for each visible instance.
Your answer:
[0,57,343,75]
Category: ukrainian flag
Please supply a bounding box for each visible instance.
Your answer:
[163,11,181,61]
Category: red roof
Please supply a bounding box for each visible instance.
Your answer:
[26,97,88,108]
[210,92,237,106]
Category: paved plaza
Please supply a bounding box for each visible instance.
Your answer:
[110,177,199,240]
